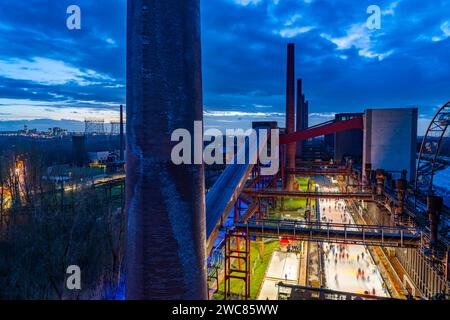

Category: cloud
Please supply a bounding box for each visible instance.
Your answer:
[309,112,336,118]
[278,26,315,38]
[431,21,450,42]
[204,108,286,130]
[320,23,393,61]
[204,109,284,117]
[382,1,401,16]
[0,0,448,133]
[0,57,114,86]
[284,14,302,26]
[232,0,262,6]
[253,104,273,108]
[105,38,117,46]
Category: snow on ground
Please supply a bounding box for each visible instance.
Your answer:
[318,187,389,297]
[433,166,450,189]
[433,166,450,206]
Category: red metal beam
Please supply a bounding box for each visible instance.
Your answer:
[280,117,364,145]
[242,188,373,200]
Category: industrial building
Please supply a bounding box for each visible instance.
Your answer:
[332,113,364,163]
[72,134,87,167]
[363,108,418,182]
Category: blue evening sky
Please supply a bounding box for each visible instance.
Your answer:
[0,0,449,134]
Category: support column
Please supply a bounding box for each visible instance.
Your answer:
[364,163,372,186]
[280,144,285,189]
[126,0,207,300]
[445,249,450,282]
[375,169,385,196]
[427,196,443,247]
[395,179,407,218]
[285,43,296,191]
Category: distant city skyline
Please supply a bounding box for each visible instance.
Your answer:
[0,0,449,135]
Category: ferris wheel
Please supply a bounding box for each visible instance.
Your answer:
[415,101,450,198]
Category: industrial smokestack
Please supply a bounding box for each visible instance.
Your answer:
[304,100,309,129]
[119,104,124,161]
[296,79,303,132]
[126,0,207,299]
[296,78,303,158]
[299,94,307,157]
[301,94,306,130]
[285,43,296,191]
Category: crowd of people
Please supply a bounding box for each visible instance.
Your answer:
[319,185,389,297]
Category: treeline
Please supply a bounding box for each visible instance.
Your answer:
[0,135,122,168]
[0,142,125,299]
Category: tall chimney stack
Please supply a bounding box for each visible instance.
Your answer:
[296,78,303,158]
[304,100,309,129]
[126,0,207,300]
[285,43,296,191]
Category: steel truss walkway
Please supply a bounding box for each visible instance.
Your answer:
[287,168,352,176]
[234,219,422,248]
[242,188,373,200]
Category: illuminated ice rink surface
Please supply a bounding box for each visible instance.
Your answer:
[258,251,300,300]
[319,188,389,297]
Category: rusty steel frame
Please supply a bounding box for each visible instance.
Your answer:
[224,231,251,300]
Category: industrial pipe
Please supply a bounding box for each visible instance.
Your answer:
[395,179,407,217]
[296,78,303,158]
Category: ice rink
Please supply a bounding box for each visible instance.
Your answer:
[258,251,300,300]
[319,186,389,297]
[266,251,300,281]
[258,279,279,300]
